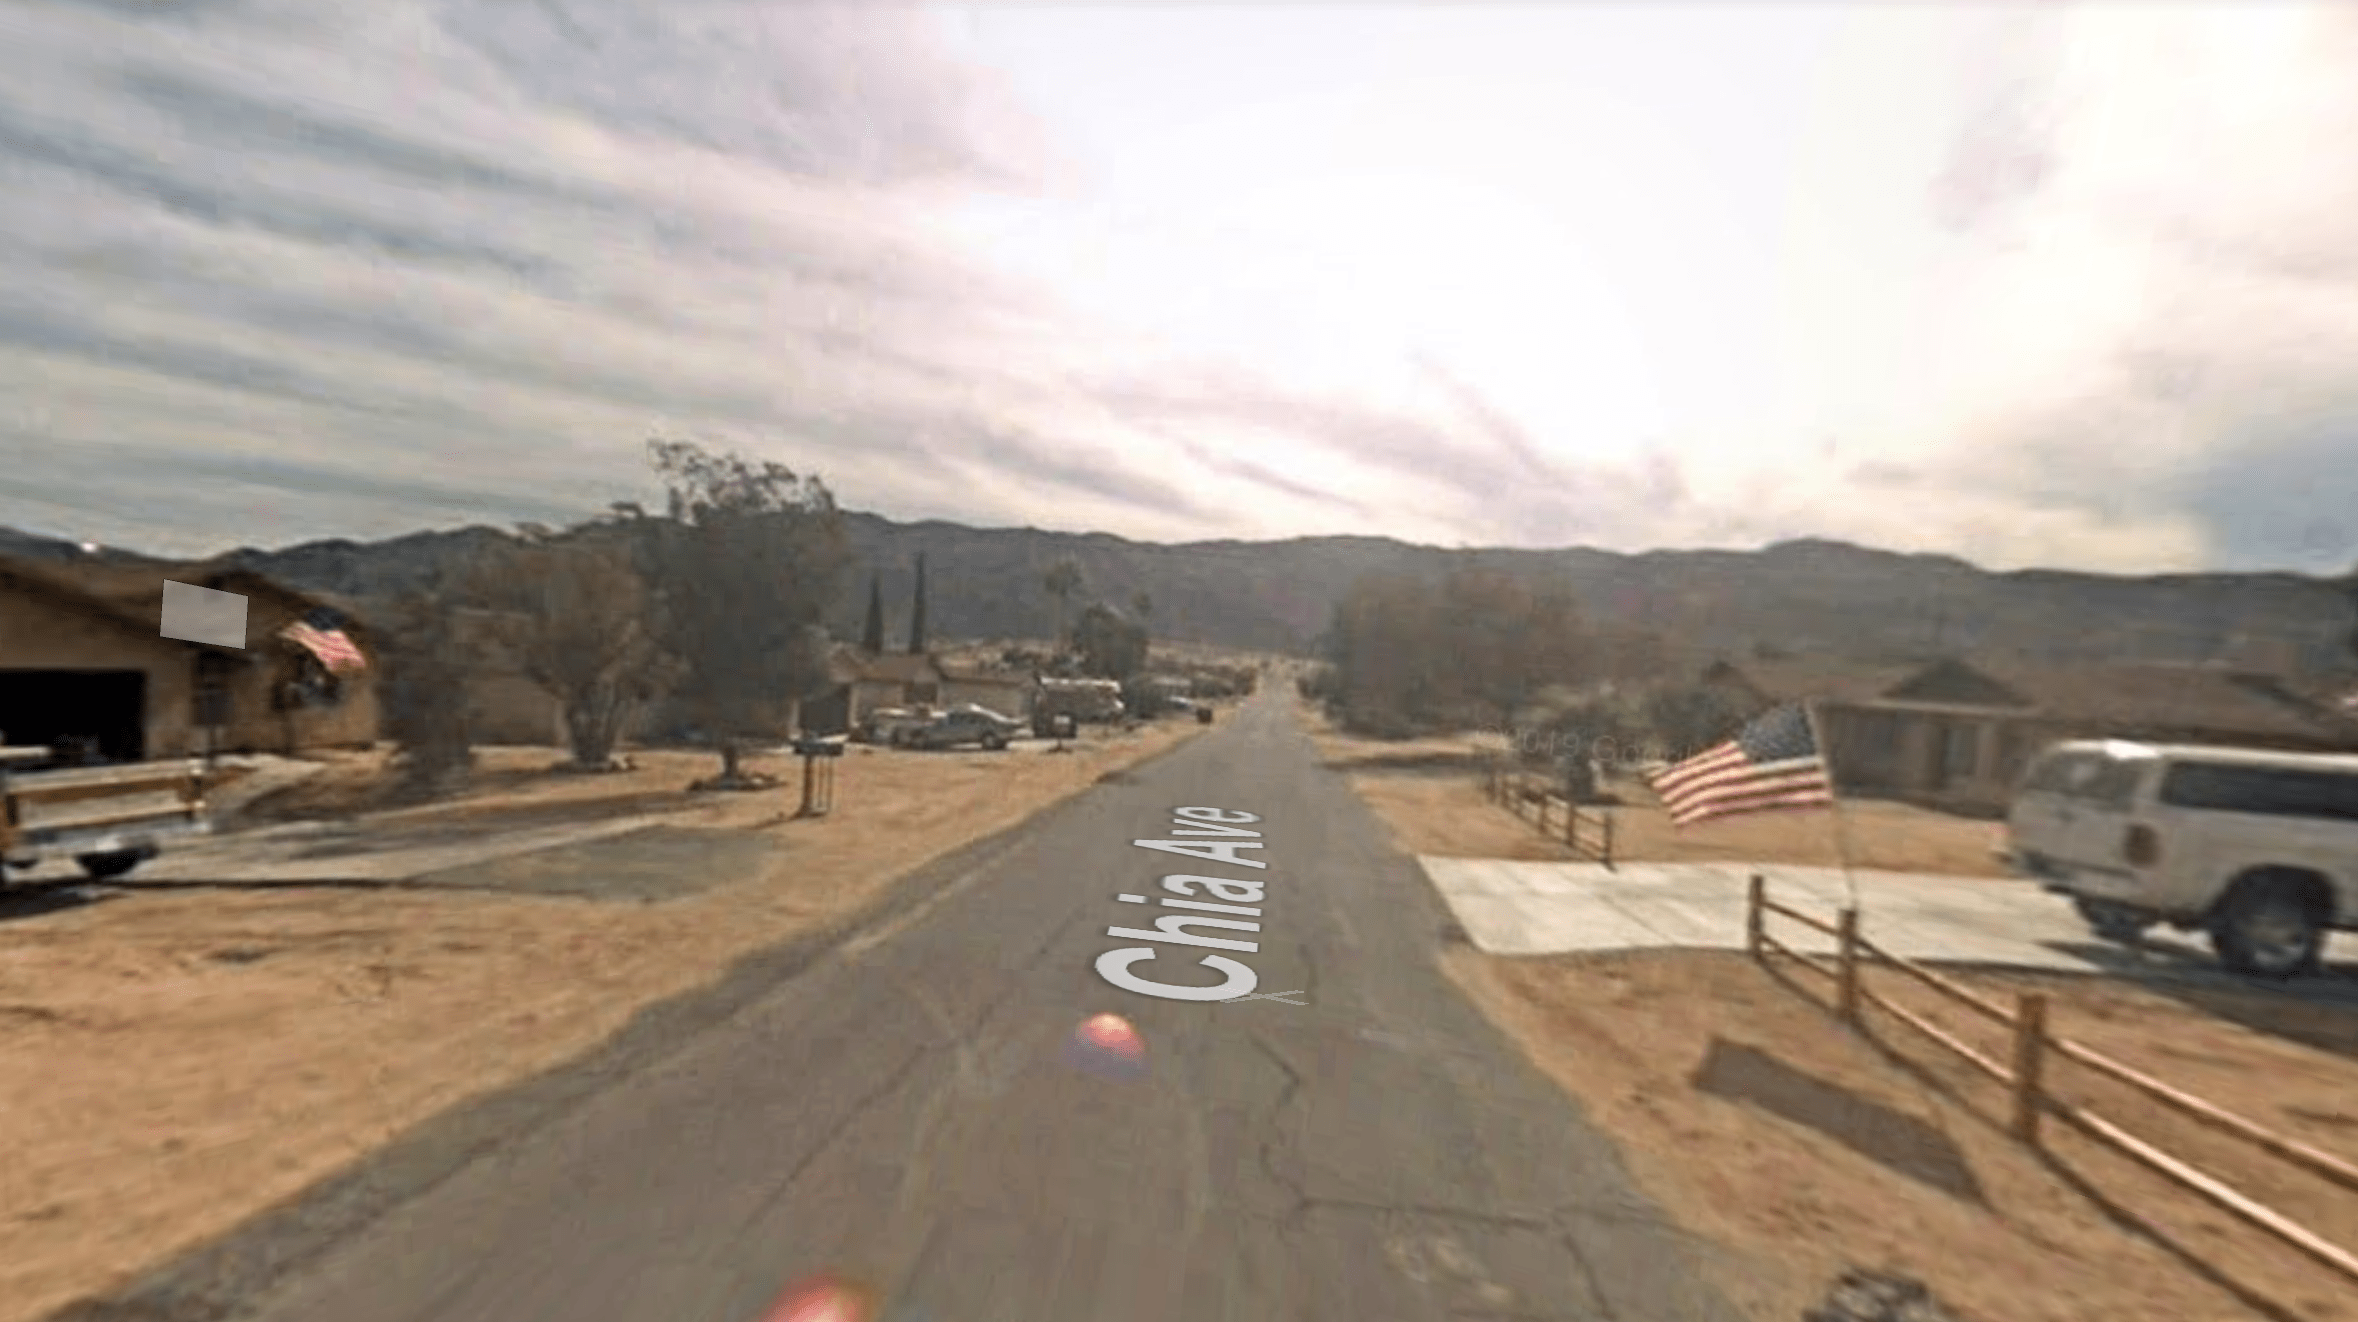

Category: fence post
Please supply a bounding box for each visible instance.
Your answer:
[1536,794,1551,836]
[1565,802,1578,848]
[2010,993,2049,1144]
[1836,907,1861,1023]
[1602,810,1615,868]
[1745,873,1764,960]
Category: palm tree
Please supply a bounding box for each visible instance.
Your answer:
[1043,559,1083,649]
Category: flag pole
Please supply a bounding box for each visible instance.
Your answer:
[1804,698,1862,911]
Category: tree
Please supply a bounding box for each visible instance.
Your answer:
[377,569,479,799]
[1641,684,1751,763]
[1043,558,1083,649]
[463,524,675,772]
[907,551,930,654]
[860,572,886,653]
[1074,602,1148,682]
[1131,590,1154,625]
[637,437,850,787]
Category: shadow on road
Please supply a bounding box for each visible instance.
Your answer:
[2031,938,2358,1059]
[1690,1036,1987,1204]
[0,881,118,924]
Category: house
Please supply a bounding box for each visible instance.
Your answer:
[938,659,1032,716]
[0,555,379,761]
[792,647,1036,735]
[1697,652,2358,814]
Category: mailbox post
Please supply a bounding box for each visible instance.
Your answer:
[790,735,845,818]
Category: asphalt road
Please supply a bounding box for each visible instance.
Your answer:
[147,690,1748,1322]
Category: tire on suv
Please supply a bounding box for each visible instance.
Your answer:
[2208,869,2329,980]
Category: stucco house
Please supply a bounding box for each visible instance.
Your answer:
[0,555,379,761]
[795,648,1033,735]
[1698,653,2358,815]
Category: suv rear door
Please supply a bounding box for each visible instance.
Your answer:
[2151,760,2358,923]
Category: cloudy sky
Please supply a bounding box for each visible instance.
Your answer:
[1,0,2353,573]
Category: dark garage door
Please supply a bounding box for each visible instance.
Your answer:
[0,670,147,763]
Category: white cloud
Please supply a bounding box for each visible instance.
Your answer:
[0,0,2352,575]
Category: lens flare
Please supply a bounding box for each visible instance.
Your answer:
[758,1273,879,1322]
[1063,1012,1148,1079]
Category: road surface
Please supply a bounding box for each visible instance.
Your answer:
[101,690,1746,1322]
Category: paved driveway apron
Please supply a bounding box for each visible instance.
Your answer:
[225,691,1743,1322]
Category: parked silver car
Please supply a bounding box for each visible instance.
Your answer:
[901,705,1023,751]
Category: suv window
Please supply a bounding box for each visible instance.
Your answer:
[2158,762,2358,822]
[2021,750,2144,808]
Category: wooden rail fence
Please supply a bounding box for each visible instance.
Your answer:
[1745,874,2358,1288]
[0,752,209,856]
[1482,758,1614,866]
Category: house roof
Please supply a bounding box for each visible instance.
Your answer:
[937,661,1028,685]
[1953,659,2358,743]
[1701,656,1922,705]
[0,554,367,654]
[834,648,943,684]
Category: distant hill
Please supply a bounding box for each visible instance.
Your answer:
[5,517,2353,675]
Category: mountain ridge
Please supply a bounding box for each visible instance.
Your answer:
[4,517,2352,673]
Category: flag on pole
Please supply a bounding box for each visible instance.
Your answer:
[1649,701,1832,827]
[280,608,366,674]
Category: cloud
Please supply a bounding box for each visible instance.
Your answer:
[1893,2,2358,572]
[0,0,2351,579]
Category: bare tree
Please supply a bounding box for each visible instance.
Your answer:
[637,438,849,788]
[464,524,675,772]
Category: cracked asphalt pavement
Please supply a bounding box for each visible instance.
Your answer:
[127,690,1746,1322]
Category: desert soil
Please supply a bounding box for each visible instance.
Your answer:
[1314,706,2358,1322]
[0,722,1206,1322]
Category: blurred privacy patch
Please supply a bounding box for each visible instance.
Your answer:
[160,580,247,648]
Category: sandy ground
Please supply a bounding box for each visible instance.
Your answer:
[0,722,1206,1322]
[1310,707,2358,1321]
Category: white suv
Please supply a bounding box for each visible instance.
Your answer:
[2005,739,2358,979]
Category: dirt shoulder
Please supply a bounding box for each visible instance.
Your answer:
[0,723,1206,1322]
[1317,704,2358,1322]
[1444,949,2358,1322]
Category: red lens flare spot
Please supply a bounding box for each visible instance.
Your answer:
[1063,1012,1149,1080]
[1078,1012,1144,1058]
[759,1274,879,1322]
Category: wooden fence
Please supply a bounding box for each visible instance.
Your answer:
[1482,759,1614,866]
[0,752,210,857]
[1745,874,2358,1288]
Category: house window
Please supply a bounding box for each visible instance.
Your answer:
[1943,722,1980,781]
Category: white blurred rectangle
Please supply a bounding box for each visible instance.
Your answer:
[160,580,247,648]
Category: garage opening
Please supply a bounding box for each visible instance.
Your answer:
[0,670,147,763]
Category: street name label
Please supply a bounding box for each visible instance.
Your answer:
[1094,807,1277,1003]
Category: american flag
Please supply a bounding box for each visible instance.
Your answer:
[280,609,366,674]
[1649,702,1832,827]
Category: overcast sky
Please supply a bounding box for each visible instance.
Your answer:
[1,0,2353,573]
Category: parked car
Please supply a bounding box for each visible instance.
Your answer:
[0,745,212,882]
[902,705,1023,751]
[2003,739,2358,978]
[855,707,930,746]
[1033,677,1124,736]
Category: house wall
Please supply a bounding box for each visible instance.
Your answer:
[941,678,1030,715]
[214,595,380,754]
[0,588,195,759]
[467,672,567,746]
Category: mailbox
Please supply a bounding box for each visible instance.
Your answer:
[791,737,846,759]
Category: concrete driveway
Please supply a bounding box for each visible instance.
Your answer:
[1417,858,2358,982]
